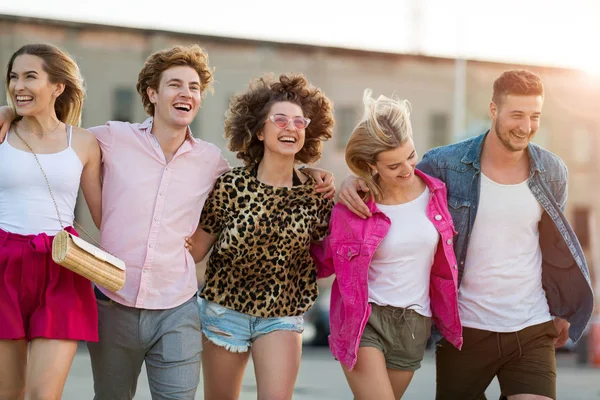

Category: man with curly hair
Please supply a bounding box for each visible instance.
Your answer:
[185,73,335,400]
[0,46,336,400]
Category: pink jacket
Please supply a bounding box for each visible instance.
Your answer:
[311,169,463,370]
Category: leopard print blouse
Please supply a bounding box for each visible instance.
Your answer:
[199,166,333,317]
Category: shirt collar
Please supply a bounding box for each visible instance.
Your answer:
[461,130,544,174]
[141,117,198,148]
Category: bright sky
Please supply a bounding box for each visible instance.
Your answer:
[2,0,600,73]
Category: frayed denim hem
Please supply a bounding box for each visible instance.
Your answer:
[203,331,249,353]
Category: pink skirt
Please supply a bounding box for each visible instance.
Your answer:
[0,227,98,341]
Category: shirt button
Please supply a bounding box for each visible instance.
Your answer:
[347,251,352,257]
[446,239,453,245]
[154,217,159,221]
[159,191,165,196]
[435,215,442,221]
[149,243,154,248]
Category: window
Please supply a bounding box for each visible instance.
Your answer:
[573,207,590,250]
[112,88,134,122]
[336,106,359,149]
[430,112,450,148]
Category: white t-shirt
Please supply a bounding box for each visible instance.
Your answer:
[368,187,439,316]
[458,173,551,332]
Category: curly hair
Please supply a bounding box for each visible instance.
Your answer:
[225,73,334,166]
[6,43,85,126]
[136,45,214,116]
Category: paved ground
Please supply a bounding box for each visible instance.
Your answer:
[63,346,600,399]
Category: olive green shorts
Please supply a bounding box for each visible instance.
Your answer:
[359,303,431,371]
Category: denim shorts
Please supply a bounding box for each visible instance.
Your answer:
[198,298,304,353]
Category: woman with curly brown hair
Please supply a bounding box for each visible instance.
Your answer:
[185,73,334,400]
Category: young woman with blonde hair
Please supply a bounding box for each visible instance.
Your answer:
[0,43,102,399]
[312,89,463,399]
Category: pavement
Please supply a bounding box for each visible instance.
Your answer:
[62,345,600,399]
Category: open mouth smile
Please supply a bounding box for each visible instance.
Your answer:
[173,103,192,112]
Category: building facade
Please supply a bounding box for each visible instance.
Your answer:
[1,14,599,307]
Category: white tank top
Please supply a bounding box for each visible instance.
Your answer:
[0,125,83,235]
[458,173,551,332]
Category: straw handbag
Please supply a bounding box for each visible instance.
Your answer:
[13,127,126,292]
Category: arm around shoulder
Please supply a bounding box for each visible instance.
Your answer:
[76,127,103,229]
[338,175,372,219]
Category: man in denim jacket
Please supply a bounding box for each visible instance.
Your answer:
[340,70,593,400]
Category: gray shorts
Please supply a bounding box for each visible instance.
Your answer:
[359,303,431,371]
[87,292,202,400]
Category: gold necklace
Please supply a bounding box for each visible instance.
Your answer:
[18,119,62,137]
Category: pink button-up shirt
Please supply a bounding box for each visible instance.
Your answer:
[90,118,230,309]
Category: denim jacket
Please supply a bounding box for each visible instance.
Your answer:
[417,131,594,341]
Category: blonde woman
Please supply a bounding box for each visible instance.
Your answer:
[0,44,101,399]
[312,90,463,399]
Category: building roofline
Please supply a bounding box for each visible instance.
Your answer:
[0,13,579,74]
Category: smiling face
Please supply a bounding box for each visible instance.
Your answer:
[370,137,419,191]
[490,94,543,152]
[146,65,202,128]
[258,101,307,159]
[8,54,64,118]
